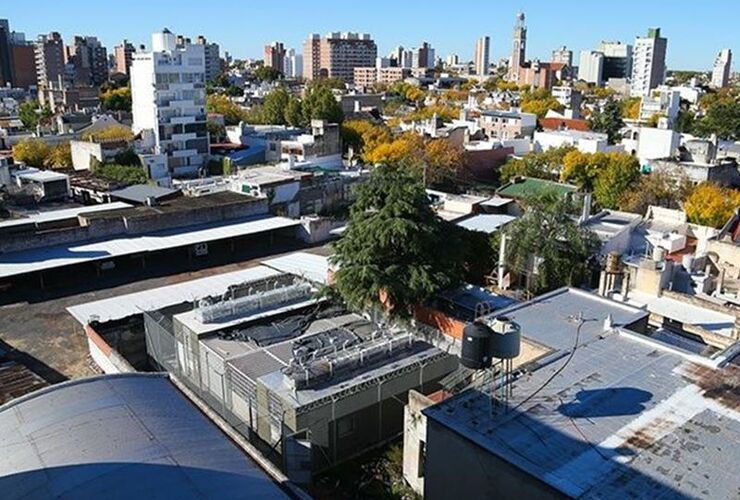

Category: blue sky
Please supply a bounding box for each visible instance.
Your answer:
[5,0,738,70]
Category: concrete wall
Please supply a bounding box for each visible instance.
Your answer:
[402,390,434,495]
[85,324,136,374]
[423,418,566,500]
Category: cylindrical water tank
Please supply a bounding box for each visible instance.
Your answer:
[489,316,521,359]
[461,322,492,370]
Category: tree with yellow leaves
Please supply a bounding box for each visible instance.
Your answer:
[45,142,72,169]
[82,125,134,142]
[12,138,51,168]
[341,120,392,162]
[684,183,740,228]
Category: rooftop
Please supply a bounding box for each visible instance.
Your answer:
[424,289,740,499]
[497,177,578,200]
[582,210,642,240]
[0,374,290,499]
[0,202,132,231]
[456,214,517,234]
[109,184,180,204]
[0,215,300,279]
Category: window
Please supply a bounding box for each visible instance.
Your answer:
[417,441,426,478]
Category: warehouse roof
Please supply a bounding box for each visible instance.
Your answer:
[0,374,290,499]
[0,215,300,279]
[425,331,740,499]
[109,184,180,204]
[456,214,517,234]
[0,202,132,230]
[66,265,282,325]
[261,252,329,284]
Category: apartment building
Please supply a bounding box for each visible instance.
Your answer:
[264,41,286,72]
[283,48,303,78]
[114,39,135,76]
[711,48,732,89]
[0,19,12,87]
[478,109,537,140]
[578,50,604,85]
[196,36,220,82]
[598,40,633,80]
[303,32,377,83]
[551,45,572,67]
[474,36,490,76]
[34,32,65,87]
[131,29,208,179]
[631,27,667,97]
[66,36,108,86]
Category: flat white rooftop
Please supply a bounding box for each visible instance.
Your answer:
[0,215,300,280]
[66,265,282,325]
[261,252,329,284]
[0,202,133,229]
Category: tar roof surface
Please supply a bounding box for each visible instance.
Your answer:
[425,290,740,499]
[0,374,289,500]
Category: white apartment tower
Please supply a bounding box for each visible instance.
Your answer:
[508,12,526,82]
[711,49,732,88]
[131,29,208,179]
[474,36,490,76]
[631,28,667,97]
[578,50,604,85]
[283,48,303,78]
[552,46,573,67]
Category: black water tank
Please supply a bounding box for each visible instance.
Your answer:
[461,322,493,370]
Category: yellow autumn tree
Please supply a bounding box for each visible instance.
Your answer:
[684,183,740,228]
[82,124,134,142]
[45,142,72,169]
[341,120,392,162]
[12,138,51,168]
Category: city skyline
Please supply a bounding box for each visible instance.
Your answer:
[4,0,738,71]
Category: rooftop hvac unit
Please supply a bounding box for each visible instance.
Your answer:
[197,281,313,324]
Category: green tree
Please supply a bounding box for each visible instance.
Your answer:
[693,97,740,140]
[18,100,40,129]
[302,84,344,124]
[520,88,564,118]
[285,96,304,127]
[589,98,624,144]
[619,172,692,215]
[12,138,51,167]
[207,120,225,142]
[206,94,248,125]
[253,65,282,82]
[261,87,290,125]
[101,87,132,112]
[330,165,466,317]
[501,146,574,183]
[593,152,640,209]
[502,191,600,294]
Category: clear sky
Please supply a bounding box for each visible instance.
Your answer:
[4,0,738,71]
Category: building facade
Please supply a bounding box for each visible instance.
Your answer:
[0,19,12,87]
[598,41,633,80]
[551,45,573,67]
[631,28,667,97]
[302,32,377,83]
[131,29,208,179]
[11,42,36,88]
[34,32,65,87]
[264,41,286,73]
[474,36,490,76]
[283,48,303,78]
[578,50,604,84]
[66,36,108,86]
[711,48,732,88]
[114,39,135,76]
[196,36,220,82]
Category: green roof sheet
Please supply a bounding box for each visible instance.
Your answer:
[496,177,578,199]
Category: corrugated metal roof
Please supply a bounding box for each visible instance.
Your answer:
[0,202,133,229]
[261,252,329,284]
[0,374,289,499]
[109,184,180,204]
[66,265,282,325]
[0,215,300,279]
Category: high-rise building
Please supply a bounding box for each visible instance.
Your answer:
[264,41,286,73]
[283,48,303,78]
[302,32,377,82]
[578,50,604,85]
[66,36,108,86]
[446,54,459,66]
[196,36,220,82]
[114,39,135,76]
[0,19,13,87]
[474,36,490,76]
[131,29,208,179]
[711,49,732,89]
[598,41,632,80]
[508,12,527,81]
[11,41,36,88]
[552,46,572,67]
[34,32,65,87]
[631,27,667,97]
[412,41,435,69]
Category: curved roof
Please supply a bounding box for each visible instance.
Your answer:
[0,374,289,500]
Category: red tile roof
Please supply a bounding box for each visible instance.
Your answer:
[539,117,591,132]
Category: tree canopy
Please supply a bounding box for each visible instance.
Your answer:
[18,100,52,130]
[520,88,564,118]
[693,91,740,140]
[502,191,600,294]
[560,150,640,208]
[619,172,692,215]
[684,183,740,228]
[589,98,624,144]
[12,138,51,168]
[252,65,282,82]
[101,87,132,112]
[501,146,574,183]
[206,94,248,125]
[330,165,467,317]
